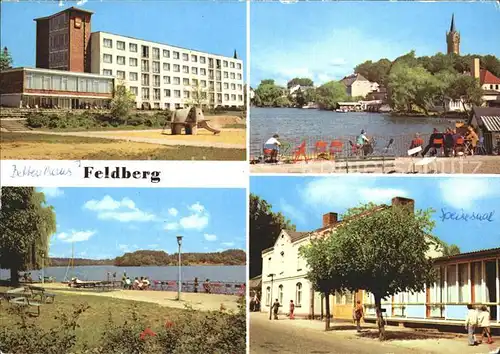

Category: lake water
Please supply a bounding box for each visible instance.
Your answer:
[0,265,245,283]
[250,107,460,157]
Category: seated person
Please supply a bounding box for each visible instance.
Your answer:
[356,130,369,148]
[421,128,444,157]
[409,133,424,156]
[263,134,281,162]
[444,128,455,157]
[203,279,211,294]
[142,277,150,290]
[133,277,140,290]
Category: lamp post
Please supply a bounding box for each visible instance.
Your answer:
[268,273,275,320]
[41,251,45,285]
[176,236,183,300]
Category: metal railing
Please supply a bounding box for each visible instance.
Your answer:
[251,133,434,160]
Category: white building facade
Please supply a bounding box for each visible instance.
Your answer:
[90,31,244,110]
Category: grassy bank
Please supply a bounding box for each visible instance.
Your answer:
[0,133,246,160]
[0,287,246,353]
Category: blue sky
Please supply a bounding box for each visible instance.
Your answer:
[251,1,500,86]
[1,1,246,68]
[37,187,246,259]
[250,176,500,253]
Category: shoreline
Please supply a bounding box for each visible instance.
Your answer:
[38,283,242,312]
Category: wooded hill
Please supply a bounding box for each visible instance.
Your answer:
[48,249,245,267]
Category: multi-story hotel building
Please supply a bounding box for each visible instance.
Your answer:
[90,32,244,110]
[0,7,244,110]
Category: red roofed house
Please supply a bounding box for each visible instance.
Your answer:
[472,58,500,107]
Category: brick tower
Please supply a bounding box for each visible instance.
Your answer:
[446,13,460,55]
[34,7,93,72]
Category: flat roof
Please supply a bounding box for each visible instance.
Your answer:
[2,67,114,80]
[34,7,94,21]
[433,247,500,263]
[92,31,243,63]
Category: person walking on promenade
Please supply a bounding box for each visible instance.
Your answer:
[478,305,493,344]
[289,300,295,320]
[353,300,364,332]
[465,304,479,346]
[272,299,280,320]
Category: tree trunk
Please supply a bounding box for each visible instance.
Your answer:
[324,291,330,331]
[374,295,386,341]
[10,266,20,287]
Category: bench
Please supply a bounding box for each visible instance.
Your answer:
[27,285,56,304]
[9,296,41,317]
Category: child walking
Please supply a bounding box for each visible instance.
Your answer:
[478,305,493,344]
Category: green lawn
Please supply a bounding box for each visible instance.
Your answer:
[0,288,209,351]
[1,133,246,160]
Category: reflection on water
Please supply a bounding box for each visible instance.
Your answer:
[250,107,458,156]
[0,265,245,283]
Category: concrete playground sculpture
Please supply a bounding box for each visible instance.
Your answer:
[164,107,221,135]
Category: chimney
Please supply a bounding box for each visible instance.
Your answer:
[391,197,415,213]
[322,212,338,228]
[471,58,480,79]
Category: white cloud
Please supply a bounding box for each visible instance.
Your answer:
[164,222,179,231]
[78,251,87,257]
[301,177,408,210]
[84,195,155,223]
[280,198,306,224]
[40,187,64,198]
[168,208,179,217]
[57,230,96,243]
[180,213,209,230]
[439,178,500,210]
[97,210,155,222]
[221,242,235,247]
[148,244,160,249]
[188,202,205,214]
[204,233,217,241]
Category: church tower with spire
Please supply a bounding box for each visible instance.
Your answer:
[446,14,460,55]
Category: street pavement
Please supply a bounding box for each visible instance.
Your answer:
[250,313,418,354]
[249,313,498,354]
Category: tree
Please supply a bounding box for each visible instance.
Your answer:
[293,89,307,107]
[0,187,57,286]
[315,81,347,110]
[301,202,437,340]
[274,95,291,108]
[254,79,284,107]
[188,81,208,108]
[287,78,314,89]
[249,194,295,278]
[300,236,350,330]
[354,59,392,86]
[387,63,439,115]
[0,47,13,71]
[442,244,461,257]
[110,84,136,120]
[447,75,483,114]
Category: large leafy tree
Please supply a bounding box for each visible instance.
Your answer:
[301,202,437,340]
[287,77,314,89]
[249,194,295,278]
[254,79,285,107]
[315,81,347,110]
[0,187,57,286]
[447,75,483,114]
[354,58,392,87]
[0,47,13,71]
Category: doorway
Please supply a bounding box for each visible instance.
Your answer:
[485,261,497,321]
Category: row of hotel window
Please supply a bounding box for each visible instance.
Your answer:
[102,56,242,80]
[132,87,243,102]
[25,73,113,94]
[102,38,241,69]
[265,262,498,309]
[112,72,243,91]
